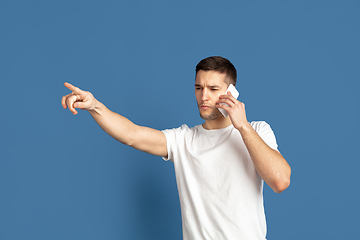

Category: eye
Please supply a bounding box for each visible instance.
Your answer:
[211,88,219,91]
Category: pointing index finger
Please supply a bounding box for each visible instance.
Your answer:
[64,82,83,95]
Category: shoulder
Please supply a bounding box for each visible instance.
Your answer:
[162,124,199,138]
[161,124,199,161]
[250,121,271,132]
[250,121,276,139]
[250,121,278,149]
[162,124,191,133]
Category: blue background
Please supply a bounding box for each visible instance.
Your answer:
[1,0,359,239]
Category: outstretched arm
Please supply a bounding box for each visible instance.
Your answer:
[61,82,168,157]
[217,92,291,193]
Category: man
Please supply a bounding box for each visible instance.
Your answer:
[61,56,291,240]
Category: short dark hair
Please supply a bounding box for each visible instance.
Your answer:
[195,56,237,85]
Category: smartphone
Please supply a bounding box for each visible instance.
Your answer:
[218,84,240,117]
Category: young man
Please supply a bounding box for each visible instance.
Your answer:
[61,56,291,240]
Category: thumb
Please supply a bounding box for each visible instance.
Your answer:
[74,101,88,109]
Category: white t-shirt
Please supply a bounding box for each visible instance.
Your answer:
[162,121,278,240]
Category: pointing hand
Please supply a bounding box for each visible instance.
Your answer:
[61,82,97,115]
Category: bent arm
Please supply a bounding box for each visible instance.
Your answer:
[217,93,291,193]
[89,101,167,157]
[238,123,291,193]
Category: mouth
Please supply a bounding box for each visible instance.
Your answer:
[200,104,211,110]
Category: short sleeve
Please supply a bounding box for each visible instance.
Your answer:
[250,121,278,150]
[161,124,189,162]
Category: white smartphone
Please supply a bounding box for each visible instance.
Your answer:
[218,84,240,117]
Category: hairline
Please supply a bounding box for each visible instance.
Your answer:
[195,69,235,87]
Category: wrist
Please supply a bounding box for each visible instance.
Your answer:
[88,100,102,114]
[235,121,252,134]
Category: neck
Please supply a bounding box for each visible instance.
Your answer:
[202,116,232,130]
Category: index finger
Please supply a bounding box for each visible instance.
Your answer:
[64,82,83,95]
[219,92,234,99]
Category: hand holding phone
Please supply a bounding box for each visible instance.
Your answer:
[218,84,240,117]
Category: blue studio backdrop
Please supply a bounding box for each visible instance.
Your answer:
[0,1,359,239]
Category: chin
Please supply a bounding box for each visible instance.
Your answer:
[199,110,222,121]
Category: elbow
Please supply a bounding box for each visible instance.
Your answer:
[272,163,291,193]
[273,178,290,193]
[272,172,291,193]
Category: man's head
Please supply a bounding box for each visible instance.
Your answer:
[194,56,237,122]
[195,56,237,86]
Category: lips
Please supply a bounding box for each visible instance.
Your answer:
[200,104,210,110]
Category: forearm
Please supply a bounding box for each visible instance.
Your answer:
[88,100,138,146]
[237,123,291,193]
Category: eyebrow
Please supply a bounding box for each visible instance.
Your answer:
[195,84,221,88]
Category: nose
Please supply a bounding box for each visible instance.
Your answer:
[202,88,209,102]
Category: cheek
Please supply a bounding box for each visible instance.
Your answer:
[214,92,222,101]
[194,91,199,98]
[195,93,202,103]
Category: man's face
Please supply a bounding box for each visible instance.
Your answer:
[195,70,229,120]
